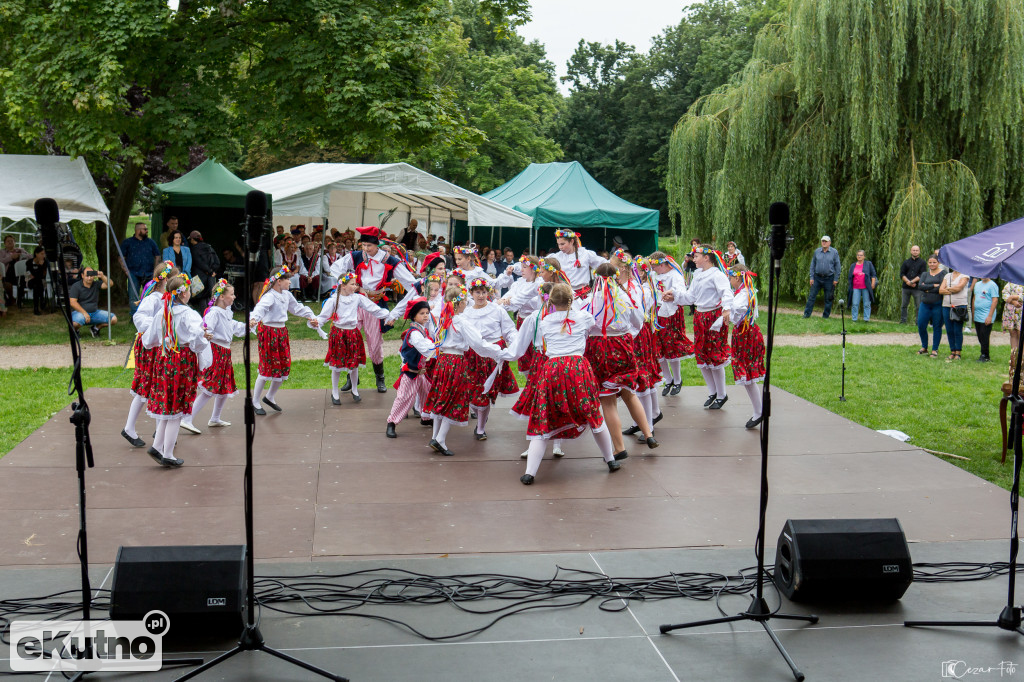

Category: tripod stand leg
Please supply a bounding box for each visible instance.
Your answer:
[173,645,244,681]
[761,621,805,682]
[660,613,747,633]
[769,612,820,624]
[261,644,350,682]
[904,619,1000,628]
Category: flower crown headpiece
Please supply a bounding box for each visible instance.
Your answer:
[453,244,479,256]
[171,273,191,296]
[554,229,581,244]
[612,248,632,266]
[203,278,229,317]
[634,255,650,271]
[260,266,291,298]
[449,268,467,281]
[141,260,176,298]
[426,272,444,285]
[692,246,729,274]
[467,276,491,290]
[518,255,536,268]
[338,272,357,286]
[449,284,469,304]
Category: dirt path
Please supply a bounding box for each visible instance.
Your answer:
[0,330,1007,370]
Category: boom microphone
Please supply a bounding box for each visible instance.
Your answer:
[768,201,791,261]
[837,299,845,307]
[245,190,268,262]
[34,198,61,276]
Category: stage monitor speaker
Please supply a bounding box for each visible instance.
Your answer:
[773,518,912,602]
[110,545,246,637]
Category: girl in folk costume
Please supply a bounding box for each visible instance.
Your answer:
[122,261,179,448]
[141,274,212,468]
[388,252,446,326]
[648,251,694,396]
[181,279,246,434]
[496,256,544,376]
[329,226,418,393]
[249,266,322,415]
[385,297,436,438]
[728,264,766,428]
[550,229,607,299]
[316,272,390,405]
[462,276,519,440]
[504,283,621,485]
[608,252,665,441]
[452,243,489,282]
[675,245,734,409]
[421,285,506,456]
[583,264,659,459]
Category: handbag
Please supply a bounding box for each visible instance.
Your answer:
[190,276,205,296]
[950,304,968,322]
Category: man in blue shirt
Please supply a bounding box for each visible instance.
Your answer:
[803,235,842,318]
[120,221,160,310]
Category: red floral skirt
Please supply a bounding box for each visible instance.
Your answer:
[466,342,519,408]
[524,355,604,440]
[635,324,662,393]
[324,326,366,370]
[515,316,539,374]
[147,348,199,419]
[731,323,766,384]
[655,309,695,360]
[422,353,474,425]
[257,324,291,379]
[130,334,159,398]
[199,344,237,397]
[511,352,547,418]
[693,308,731,369]
[584,334,638,396]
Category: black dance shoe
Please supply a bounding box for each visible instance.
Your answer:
[662,383,672,397]
[745,415,763,429]
[331,395,341,406]
[160,456,184,468]
[262,397,282,412]
[670,383,682,396]
[340,375,352,392]
[412,407,421,418]
[352,393,362,403]
[474,431,487,441]
[147,447,163,465]
[653,412,664,425]
[709,395,729,410]
[622,425,641,436]
[121,429,145,448]
[420,418,433,427]
[253,406,267,416]
[646,437,659,449]
[607,460,621,473]
[703,394,717,408]
[385,422,397,438]
[613,450,629,461]
[520,474,535,485]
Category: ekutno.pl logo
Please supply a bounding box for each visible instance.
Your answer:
[10,610,169,672]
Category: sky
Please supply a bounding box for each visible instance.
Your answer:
[518,0,693,92]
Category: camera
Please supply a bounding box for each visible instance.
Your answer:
[85,269,98,278]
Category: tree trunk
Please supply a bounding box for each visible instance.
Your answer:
[105,157,145,305]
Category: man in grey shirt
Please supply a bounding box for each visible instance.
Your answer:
[803,235,841,318]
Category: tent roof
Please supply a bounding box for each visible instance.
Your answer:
[246,162,533,228]
[0,154,110,224]
[155,159,268,208]
[482,161,659,231]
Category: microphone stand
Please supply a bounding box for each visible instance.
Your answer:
[174,213,346,682]
[659,217,819,682]
[839,299,847,402]
[905,324,1024,634]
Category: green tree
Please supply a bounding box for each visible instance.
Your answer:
[667,0,1024,317]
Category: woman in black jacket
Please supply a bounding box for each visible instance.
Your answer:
[847,250,877,321]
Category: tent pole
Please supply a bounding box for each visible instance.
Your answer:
[604,227,607,253]
[490,226,494,251]
[105,220,111,341]
[499,227,502,254]
[321,217,328,301]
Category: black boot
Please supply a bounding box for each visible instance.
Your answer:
[386,422,397,438]
[340,374,352,393]
[374,362,386,393]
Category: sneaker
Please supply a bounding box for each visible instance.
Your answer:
[90,325,100,338]
[552,444,565,458]
[180,421,201,435]
[207,419,231,427]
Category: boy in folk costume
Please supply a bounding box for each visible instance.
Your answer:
[550,229,607,299]
[504,283,621,484]
[421,285,506,456]
[122,260,178,448]
[648,251,694,396]
[462,277,519,440]
[182,279,246,434]
[618,254,665,440]
[329,226,418,393]
[385,297,436,438]
[316,272,390,405]
[675,245,734,410]
[141,274,213,468]
[728,264,766,428]
[249,266,321,415]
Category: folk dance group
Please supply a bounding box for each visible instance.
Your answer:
[120,226,766,484]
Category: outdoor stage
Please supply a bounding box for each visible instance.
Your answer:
[0,387,1019,680]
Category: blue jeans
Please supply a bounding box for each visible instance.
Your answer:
[804,276,835,317]
[942,307,964,351]
[851,288,871,321]
[917,301,944,351]
[72,309,113,327]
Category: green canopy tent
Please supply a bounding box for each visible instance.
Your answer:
[151,159,272,263]
[476,161,660,256]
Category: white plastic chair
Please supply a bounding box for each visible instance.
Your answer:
[13,258,28,301]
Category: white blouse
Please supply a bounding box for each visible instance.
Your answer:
[329,249,418,291]
[506,309,596,359]
[679,267,734,313]
[503,277,543,316]
[583,286,645,336]
[250,289,316,328]
[437,313,505,359]
[203,305,246,349]
[729,288,757,326]
[549,247,607,289]
[317,291,390,330]
[460,301,517,343]
[650,270,688,317]
[133,290,164,333]
[142,303,212,370]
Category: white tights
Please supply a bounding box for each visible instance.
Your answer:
[124,395,146,439]
[745,383,763,419]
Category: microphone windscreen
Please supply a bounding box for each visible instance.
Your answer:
[768,202,789,226]
[34,198,60,226]
[245,190,267,217]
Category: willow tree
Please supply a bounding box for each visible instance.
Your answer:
[667,0,1024,316]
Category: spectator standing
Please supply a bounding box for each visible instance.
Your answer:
[120,222,161,308]
[972,277,999,362]
[940,267,970,362]
[803,236,841,318]
[162,230,192,275]
[723,241,745,267]
[26,246,49,315]
[847,250,877,321]
[1002,282,1024,380]
[0,234,30,305]
[899,245,926,324]
[399,218,421,252]
[916,255,946,357]
[482,248,500,278]
[68,268,117,337]
[188,230,219,310]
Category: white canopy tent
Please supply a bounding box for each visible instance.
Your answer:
[246,163,533,244]
[0,154,120,339]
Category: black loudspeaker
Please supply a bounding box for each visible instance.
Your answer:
[773,519,913,602]
[110,545,246,637]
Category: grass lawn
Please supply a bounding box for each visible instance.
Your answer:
[0,343,1014,492]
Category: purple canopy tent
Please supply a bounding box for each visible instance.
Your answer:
[938,217,1024,283]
